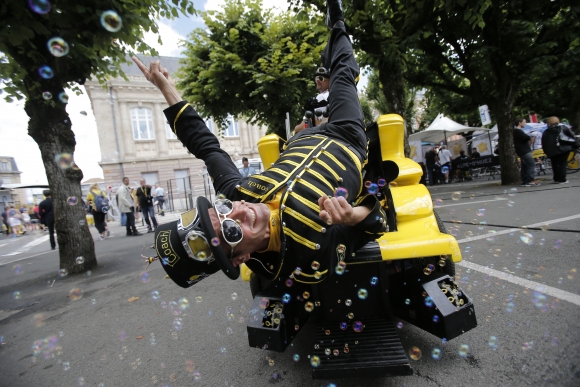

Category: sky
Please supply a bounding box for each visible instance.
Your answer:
[0,0,366,185]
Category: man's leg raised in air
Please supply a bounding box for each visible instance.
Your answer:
[320,1,367,159]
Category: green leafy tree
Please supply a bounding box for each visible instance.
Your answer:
[178,0,326,139]
[408,1,579,185]
[0,0,195,274]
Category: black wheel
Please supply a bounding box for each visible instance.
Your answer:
[250,272,271,298]
[434,210,456,277]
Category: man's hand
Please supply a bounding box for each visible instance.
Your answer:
[132,56,182,106]
[318,196,355,226]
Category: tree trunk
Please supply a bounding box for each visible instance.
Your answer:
[493,103,520,185]
[378,62,410,157]
[24,98,97,274]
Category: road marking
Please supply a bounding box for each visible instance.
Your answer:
[0,250,55,267]
[458,260,580,307]
[437,198,507,208]
[1,251,23,257]
[0,243,8,248]
[456,213,580,244]
[21,235,49,248]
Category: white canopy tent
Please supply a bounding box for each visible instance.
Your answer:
[409,113,490,144]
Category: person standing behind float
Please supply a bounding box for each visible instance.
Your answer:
[136,179,158,233]
[154,183,165,216]
[117,177,141,237]
[542,116,579,184]
[39,191,56,249]
[86,183,110,240]
[513,118,540,187]
[438,145,453,183]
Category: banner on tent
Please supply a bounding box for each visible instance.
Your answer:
[472,137,492,156]
[409,141,423,163]
[448,138,467,158]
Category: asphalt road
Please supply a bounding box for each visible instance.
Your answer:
[0,173,579,387]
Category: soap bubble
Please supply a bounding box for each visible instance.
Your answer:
[334,187,348,198]
[282,294,291,303]
[151,291,160,300]
[353,321,363,332]
[553,239,562,249]
[55,153,73,169]
[42,91,52,100]
[195,296,202,303]
[433,315,440,323]
[304,302,314,312]
[335,265,345,275]
[62,361,71,371]
[231,292,238,301]
[424,296,434,308]
[433,198,443,207]
[67,196,78,205]
[13,264,23,275]
[364,181,372,188]
[507,200,514,207]
[58,92,69,104]
[285,278,294,287]
[488,336,498,350]
[357,288,368,300]
[478,221,487,230]
[68,288,83,301]
[485,230,497,241]
[310,355,320,367]
[178,297,189,310]
[431,347,442,360]
[219,347,227,354]
[140,272,150,283]
[169,301,181,316]
[397,322,403,329]
[100,10,123,32]
[451,192,461,201]
[28,0,51,14]
[370,276,378,285]
[38,65,54,79]
[47,37,69,57]
[458,344,470,358]
[409,347,422,360]
[211,237,219,246]
[293,354,300,362]
[193,372,202,381]
[75,256,84,265]
[58,268,68,278]
[345,299,352,306]
[519,232,534,245]
[340,322,347,330]
[508,188,517,196]
[367,183,379,195]
[13,291,22,300]
[476,208,485,217]
[173,318,183,331]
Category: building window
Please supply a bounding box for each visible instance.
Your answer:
[131,107,155,140]
[165,122,177,140]
[1,162,8,171]
[174,169,191,193]
[141,172,159,186]
[205,118,213,134]
[224,115,239,137]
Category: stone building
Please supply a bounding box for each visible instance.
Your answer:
[84,55,266,205]
[0,156,23,210]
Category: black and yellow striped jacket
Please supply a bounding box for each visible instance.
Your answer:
[165,102,387,284]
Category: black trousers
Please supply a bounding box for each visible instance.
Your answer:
[46,219,55,249]
[125,211,138,234]
[315,24,367,161]
[551,151,570,182]
[93,211,107,234]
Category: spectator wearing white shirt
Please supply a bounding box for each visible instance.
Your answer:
[438,145,453,183]
[154,183,165,216]
[239,157,256,177]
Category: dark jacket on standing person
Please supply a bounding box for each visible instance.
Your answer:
[424,149,437,166]
[513,129,532,157]
[136,185,154,208]
[38,198,54,224]
[542,124,577,158]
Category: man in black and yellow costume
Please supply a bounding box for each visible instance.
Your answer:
[133,0,388,288]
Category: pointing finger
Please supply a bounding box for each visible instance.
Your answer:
[131,56,149,75]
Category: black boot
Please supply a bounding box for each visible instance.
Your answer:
[325,0,344,29]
